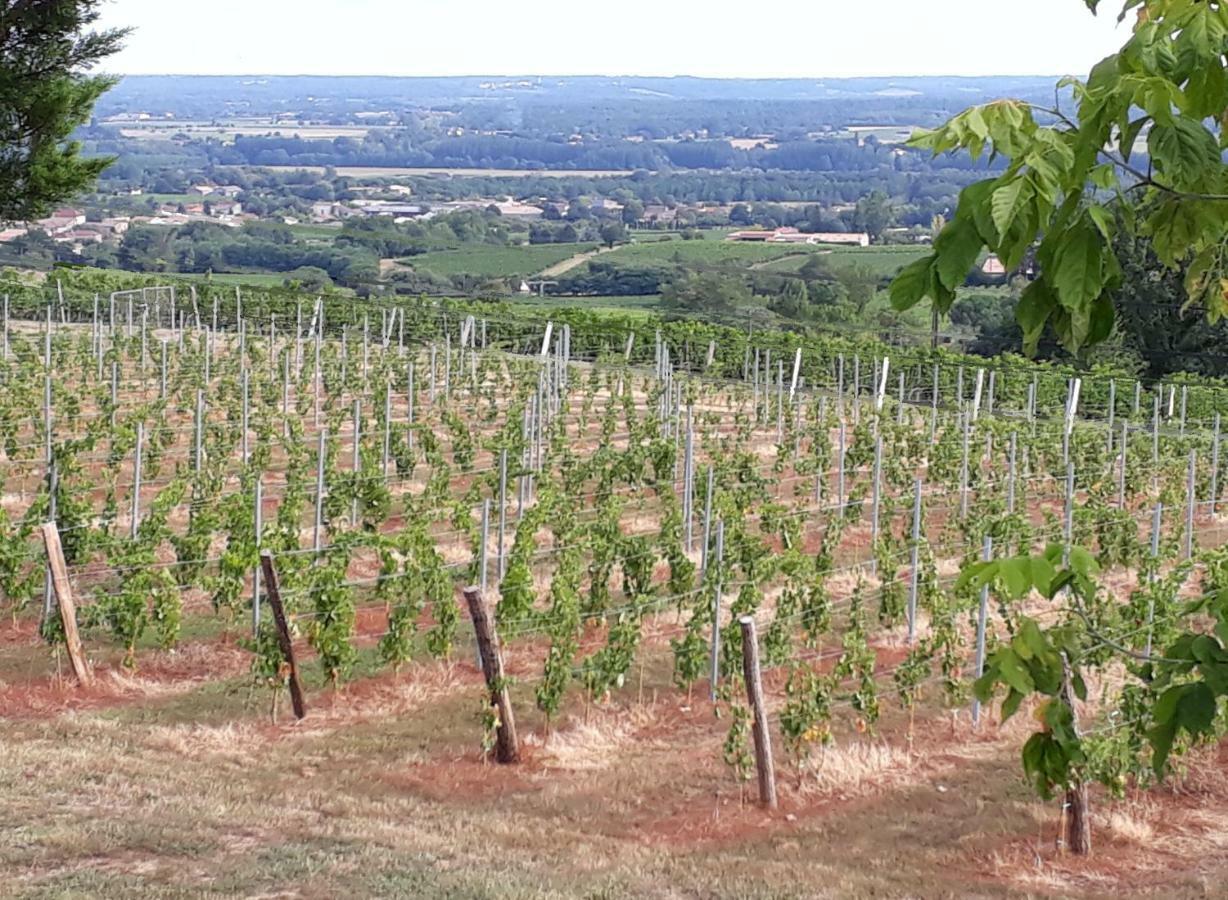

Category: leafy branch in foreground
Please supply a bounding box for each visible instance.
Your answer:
[960,540,1228,854]
[891,0,1228,354]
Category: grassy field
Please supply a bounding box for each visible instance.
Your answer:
[287,223,344,241]
[142,193,212,206]
[4,617,1226,899]
[408,242,599,278]
[594,238,929,275]
[119,123,378,142]
[753,245,933,277]
[602,236,815,266]
[264,165,640,179]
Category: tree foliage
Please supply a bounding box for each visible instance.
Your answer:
[891,0,1228,353]
[0,1,128,221]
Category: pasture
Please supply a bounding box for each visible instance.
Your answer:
[407,242,599,278]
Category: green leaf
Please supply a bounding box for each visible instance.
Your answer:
[956,560,996,592]
[889,255,934,311]
[1017,618,1047,661]
[1067,546,1100,577]
[1087,204,1115,242]
[1176,682,1217,735]
[1148,118,1221,192]
[1086,289,1116,346]
[1153,684,1184,725]
[1119,117,1148,162]
[1028,556,1058,597]
[1145,198,1208,266]
[1001,688,1025,721]
[1016,279,1055,355]
[973,668,999,703]
[1149,717,1178,775]
[990,177,1028,238]
[998,558,1032,599]
[1049,219,1107,314]
[1088,164,1116,190]
[998,650,1036,695]
[933,217,984,291]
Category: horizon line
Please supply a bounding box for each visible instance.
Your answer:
[103,71,1076,82]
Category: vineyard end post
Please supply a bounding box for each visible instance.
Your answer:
[259,552,306,720]
[462,587,520,764]
[40,522,91,686]
[738,615,777,810]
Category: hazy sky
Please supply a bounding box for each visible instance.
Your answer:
[96,0,1130,79]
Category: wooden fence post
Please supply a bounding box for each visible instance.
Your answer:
[259,551,306,720]
[40,522,91,686]
[738,615,777,809]
[463,586,520,764]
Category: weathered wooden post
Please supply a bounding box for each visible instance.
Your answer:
[259,551,307,720]
[462,586,520,764]
[40,522,91,686]
[738,615,778,810]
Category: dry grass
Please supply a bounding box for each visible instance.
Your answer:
[1102,805,1156,845]
[795,739,910,797]
[7,655,1228,897]
[531,706,659,772]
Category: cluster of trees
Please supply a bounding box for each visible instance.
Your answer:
[81,159,971,237]
[84,221,376,286]
[194,131,1003,182]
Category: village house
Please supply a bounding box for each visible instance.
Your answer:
[357,201,425,218]
[78,216,132,239]
[311,201,359,221]
[642,204,677,225]
[981,255,1007,276]
[494,200,544,219]
[58,229,103,246]
[590,197,625,214]
[32,208,86,237]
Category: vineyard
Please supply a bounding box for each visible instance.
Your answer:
[5,283,1228,897]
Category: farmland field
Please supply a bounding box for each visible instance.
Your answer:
[3,286,1228,898]
[287,223,344,241]
[754,245,933,276]
[117,122,379,142]
[407,242,599,278]
[264,165,642,178]
[603,237,824,266]
[596,238,931,276]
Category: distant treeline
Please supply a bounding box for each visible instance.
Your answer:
[198,132,1002,176]
[93,74,1063,137]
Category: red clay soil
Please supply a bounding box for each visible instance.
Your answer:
[0,629,250,719]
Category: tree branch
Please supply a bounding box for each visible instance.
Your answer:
[1026,103,1228,203]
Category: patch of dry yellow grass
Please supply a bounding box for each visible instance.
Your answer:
[1102,805,1155,845]
[794,740,911,797]
[530,706,659,771]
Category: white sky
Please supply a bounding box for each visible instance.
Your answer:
[96,0,1130,78]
